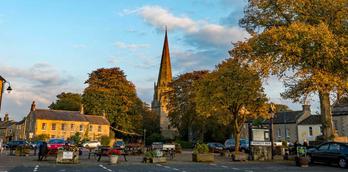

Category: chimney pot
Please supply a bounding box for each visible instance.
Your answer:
[31,101,36,111]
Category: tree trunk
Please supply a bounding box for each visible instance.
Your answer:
[319,91,334,140]
[188,125,193,143]
[234,130,241,155]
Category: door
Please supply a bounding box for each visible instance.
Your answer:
[313,143,330,162]
[327,143,341,163]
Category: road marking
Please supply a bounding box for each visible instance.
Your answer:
[244,170,253,172]
[221,165,228,168]
[209,163,217,166]
[163,166,171,169]
[232,167,240,170]
[98,164,113,172]
[156,164,162,167]
[172,168,180,171]
[33,165,39,172]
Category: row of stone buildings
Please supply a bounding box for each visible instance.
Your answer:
[270,96,348,144]
[0,101,110,143]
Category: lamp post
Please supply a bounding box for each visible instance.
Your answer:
[0,76,12,112]
[269,103,276,160]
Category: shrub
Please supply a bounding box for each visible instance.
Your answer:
[100,135,111,146]
[146,133,164,145]
[193,143,209,154]
[175,140,193,149]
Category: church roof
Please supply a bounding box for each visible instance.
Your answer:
[332,96,348,116]
[273,111,304,124]
[157,28,172,86]
[298,115,322,125]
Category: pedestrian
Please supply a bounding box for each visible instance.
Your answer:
[303,140,308,148]
[38,142,48,161]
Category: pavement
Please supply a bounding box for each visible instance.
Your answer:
[0,150,346,172]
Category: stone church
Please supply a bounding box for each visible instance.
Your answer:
[151,29,177,139]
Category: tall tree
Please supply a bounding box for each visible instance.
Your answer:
[167,71,208,142]
[49,92,82,111]
[195,59,268,155]
[232,0,348,139]
[82,67,141,132]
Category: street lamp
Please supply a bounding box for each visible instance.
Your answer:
[269,103,276,160]
[0,76,12,112]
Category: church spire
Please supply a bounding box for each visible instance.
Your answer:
[157,27,172,86]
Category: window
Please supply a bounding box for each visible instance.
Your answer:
[51,135,55,138]
[277,128,281,137]
[52,123,56,130]
[71,124,74,130]
[309,127,313,136]
[61,123,65,131]
[285,128,290,138]
[98,125,102,132]
[89,125,93,132]
[319,143,329,151]
[42,123,47,130]
[80,124,83,131]
[329,143,340,151]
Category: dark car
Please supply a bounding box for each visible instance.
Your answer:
[224,139,249,152]
[207,142,225,153]
[307,142,348,168]
[5,140,31,149]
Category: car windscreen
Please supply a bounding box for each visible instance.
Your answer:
[48,139,64,144]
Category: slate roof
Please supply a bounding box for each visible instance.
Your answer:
[332,96,348,116]
[298,115,322,125]
[31,109,109,125]
[273,111,303,124]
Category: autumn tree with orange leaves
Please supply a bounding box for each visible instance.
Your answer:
[232,0,348,140]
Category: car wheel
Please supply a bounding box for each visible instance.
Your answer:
[338,158,347,168]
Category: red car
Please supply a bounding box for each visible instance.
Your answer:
[47,139,65,150]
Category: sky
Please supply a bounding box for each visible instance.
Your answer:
[0,0,318,121]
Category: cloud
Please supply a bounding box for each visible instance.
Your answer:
[0,63,80,120]
[137,5,249,49]
[115,41,150,50]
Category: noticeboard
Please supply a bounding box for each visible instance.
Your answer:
[62,151,73,160]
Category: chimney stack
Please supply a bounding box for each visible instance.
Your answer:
[80,104,84,114]
[302,104,311,115]
[4,113,9,122]
[102,111,106,118]
[31,101,36,111]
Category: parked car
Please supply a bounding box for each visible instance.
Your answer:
[307,142,348,168]
[224,139,249,152]
[5,140,31,150]
[47,139,65,150]
[207,142,225,153]
[113,140,125,149]
[82,141,101,148]
[30,141,44,149]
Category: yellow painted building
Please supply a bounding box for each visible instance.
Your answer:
[25,101,110,141]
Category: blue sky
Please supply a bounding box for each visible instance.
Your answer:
[0,0,313,121]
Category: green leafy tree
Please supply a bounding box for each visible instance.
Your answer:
[49,92,82,111]
[82,67,142,132]
[195,59,268,155]
[275,104,292,112]
[68,132,81,145]
[167,71,208,142]
[142,103,160,138]
[232,0,348,139]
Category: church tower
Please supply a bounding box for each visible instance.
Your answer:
[151,28,176,139]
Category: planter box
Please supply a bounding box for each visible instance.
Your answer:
[56,151,79,164]
[232,152,248,161]
[110,155,119,164]
[192,153,214,162]
[295,157,310,167]
[152,157,167,163]
[143,157,167,163]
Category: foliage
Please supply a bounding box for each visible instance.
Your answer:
[100,135,111,146]
[68,132,81,145]
[49,92,82,111]
[167,71,209,142]
[274,104,292,112]
[142,103,160,138]
[175,140,193,149]
[146,133,164,145]
[193,143,209,154]
[33,134,50,141]
[195,59,268,154]
[232,0,348,139]
[82,67,143,132]
[108,149,121,156]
